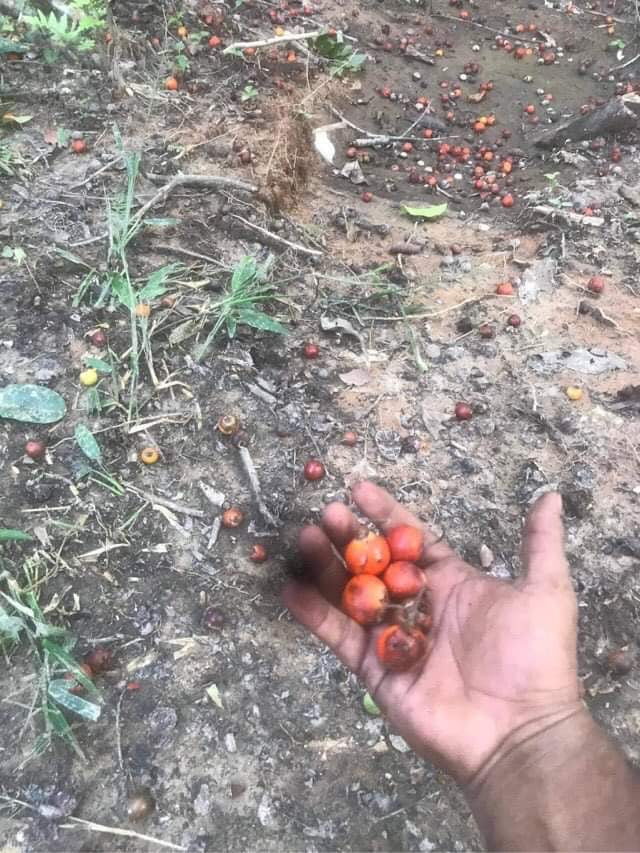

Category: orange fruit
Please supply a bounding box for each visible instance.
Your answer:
[342,575,388,625]
[344,531,391,576]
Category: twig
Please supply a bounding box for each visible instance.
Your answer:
[133,174,258,229]
[609,52,640,72]
[237,445,279,527]
[533,205,604,227]
[68,156,123,190]
[362,294,495,322]
[352,134,460,147]
[207,516,222,551]
[159,245,227,268]
[229,214,323,257]
[115,687,126,772]
[127,486,205,518]
[223,29,324,52]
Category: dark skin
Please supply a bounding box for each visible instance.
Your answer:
[284,481,640,852]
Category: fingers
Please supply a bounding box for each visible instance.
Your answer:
[519,491,570,589]
[298,524,348,606]
[352,481,455,565]
[282,580,368,673]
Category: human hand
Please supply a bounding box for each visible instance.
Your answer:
[283,481,583,785]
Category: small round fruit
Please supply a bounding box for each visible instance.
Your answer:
[303,459,325,481]
[79,367,98,387]
[501,193,515,208]
[250,543,267,562]
[222,507,244,528]
[376,624,427,671]
[165,76,179,91]
[382,561,425,600]
[84,647,113,672]
[139,447,160,465]
[507,313,521,327]
[303,342,320,359]
[208,35,222,47]
[341,575,388,625]
[176,25,188,38]
[386,525,424,562]
[496,281,514,295]
[606,647,633,676]
[344,530,391,576]
[202,605,225,631]
[71,139,87,154]
[135,302,151,318]
[346,146,358,158]
[342,430,358,446]
[566,386,583,401]
[89,329,107,348]
[454,401,472,421]
[478,323,495,338]
[25,439,46,461]
[217,414,240,435]
[361,191,373,203]
[127,788,156,821]
[588,275,605,294]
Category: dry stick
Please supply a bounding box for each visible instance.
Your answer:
[132,174,258,230]
[126,486,205,518]
[330,105,459,146]
[238,445,279,528]
[223,29,324,52]
[365,294,495,322]
[68,156,123,190]
[229,213,323,257]
[609,52,640,72]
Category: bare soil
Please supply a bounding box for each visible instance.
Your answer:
[1,0,640,850]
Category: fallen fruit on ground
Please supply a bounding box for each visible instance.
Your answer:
[507,313,522,327]
[79,368,98,387]
[342,430,358,446]
[135,302,151,318]
[382,561,424,600]
[222,507,244,528]
[341,574,388,625]
[455,401,473,420]
[127,788,156,821]
[25,439,46,460]
[303,459,325,481]
[202,605,225,631]
[344,530,391,575]
[375,624,427,671]
[588,275,605,294]
[496,281,515,295]
[566,386,583,401]
[386,525,424,563]
[139,447,160,465]
[361,191,373,203]
[84,647,113,672]
[302,342,320,359]
[89,329,107,348]
[250,543,267,562]
[71,139,87,154]
[165,77,179,91]
[217,414,240,435]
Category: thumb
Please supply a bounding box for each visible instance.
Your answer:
[519,491,570,588]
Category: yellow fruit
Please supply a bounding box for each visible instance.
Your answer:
[79,368,98,387]
[139,447,160,465]
[566,386,583,401]
[135,302,151,318]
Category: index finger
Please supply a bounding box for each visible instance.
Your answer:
[352,481,455,566]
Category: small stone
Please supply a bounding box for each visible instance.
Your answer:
[225,732,237,753]
[424,343,441,359]
[607,648,633,676]
[479,544,494,568]
[389,734,411,753]
[230,781,246,799]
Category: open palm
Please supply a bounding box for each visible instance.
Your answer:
[283,481,582,784]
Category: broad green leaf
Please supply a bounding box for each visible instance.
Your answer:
[362,691,381,716]
[83,357,111,374]
[137,263,183,302]
[0,384,66,423]
[74,424,101,463]
[402,203,448,220]
[108,272,134,309]
[237,308,287,335]
[0,607,25,642]
[1,245,13,258]
[42,638,100,698]
[230,256,258,294]
[48,680,102,721]
[0,528,32,542]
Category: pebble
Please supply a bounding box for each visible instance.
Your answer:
[424,344,441,359]
[389,734,411,753]
[479,544,494,568]
[225,732,237,753]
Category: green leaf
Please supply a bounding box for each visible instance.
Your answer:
[42,638,100,698]
[44,701,85,758]
[226,316,237,339]
[137,262,183,302]
[230,256,259,294]
[85,387,101,414]
[402,203,448,220]
[6,115,32,125]
[1,245,13,258]
[83,357,111,374]
[236,308,287,334]
[48,680,102,721]
[0,384,66,423]
[74,424,101,463]
[13,247,25,265]
[108,272,134,309]
[0,607,25,642]
[57,127,71,147]
[362,691,381,716]
[55,248,91,269]
[0,528,32,542]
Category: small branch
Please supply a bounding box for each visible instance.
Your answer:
[609,52,640,72]
[68,156,123,190]
[229,214,322,257]
[223,29,324,53]
[133,174,257,230]
[127,486,205,518]
[533,205,604,227]
[238,445,279,527]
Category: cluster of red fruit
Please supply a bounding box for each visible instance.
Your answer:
[341,524,432,672]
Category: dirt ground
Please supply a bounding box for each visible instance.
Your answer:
[1,0,640,850]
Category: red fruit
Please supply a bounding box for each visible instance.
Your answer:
[344,530,391,576]
[496,281,514,295]
[208,35,222,47]
[382,561,424,600]
[507,313,522,327]
[222,507,244,528]
[71,139,87,154]
[165,77,179,91]
[386,525,424,563]
[501,193,515,208]
[588,275,605,294]
[478,323,495,338]
[402,142,414,153]
[342,575,388,625]
[376,624,427,671]
[342,430,358,446]
[455,402,473,420]
[361,191,373,203]
[524,104,535,114]
[65,662,94,695]
[303,459,325,481]
[250,544,267,562]
[84,647,113,673]
[89,329,107,348]
[25,439,46,460]
[303,342,320,359]
[346,146,358,158]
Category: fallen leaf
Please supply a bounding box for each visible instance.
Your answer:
[402,202,448,220]
[339,368,371,387]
